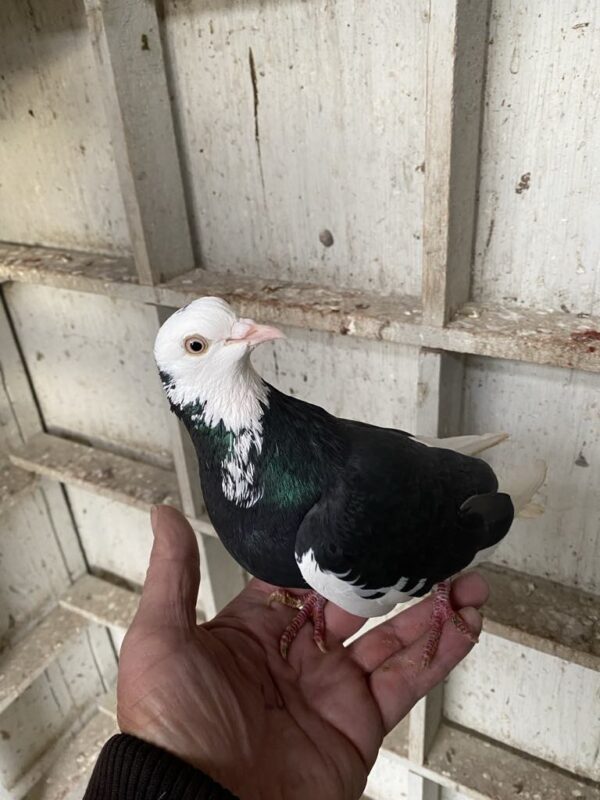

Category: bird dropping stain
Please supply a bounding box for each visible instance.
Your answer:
[515,172,531,194]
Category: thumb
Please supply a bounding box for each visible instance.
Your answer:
[134,505,200,630]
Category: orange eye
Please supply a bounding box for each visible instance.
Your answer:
[184,335,209,355]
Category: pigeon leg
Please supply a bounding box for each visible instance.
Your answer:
[421,580,478,668]
[268,590,327,659]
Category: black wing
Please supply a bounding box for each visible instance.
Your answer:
[295,423,514,611]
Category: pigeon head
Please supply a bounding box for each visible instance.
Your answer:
[154,296,284,429]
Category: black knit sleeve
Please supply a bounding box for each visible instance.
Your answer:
[83,734,239,799]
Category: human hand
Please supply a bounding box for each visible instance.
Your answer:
[117,505,488,800]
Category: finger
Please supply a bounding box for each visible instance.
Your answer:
[348,572,488,672]
[133,505,200,631]
[246,579,367,645]
[369,606,482,732]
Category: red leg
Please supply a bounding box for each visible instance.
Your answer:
[421,580,478,669]
[268,590,327,659]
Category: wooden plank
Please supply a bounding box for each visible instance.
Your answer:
[0,462,37,513]
[416,350,465,439]
[30,712,117,800]
[445,633,600,782]
[0,607,87,715]
[9,433,216,542]
[472,1,600,317]
[408,773,440,800]
[7,707,95,800]
[0,0,129,255]
[83,0,194,284]
[59,575,141,633]
[2,244,599,374]
[421,0,491,325]
[60,573,205,635]
[409,349,465,789]
[159,0,426,296]
[480,564,600,671]
[384,721,600,800]
[10,433,180,514]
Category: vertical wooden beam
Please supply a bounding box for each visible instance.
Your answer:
[422,0,490,325]
[407,348,465,782]
[408,771,440,800]
[413,2,489,781]
[83,0,194,284]
[416,349,465,438]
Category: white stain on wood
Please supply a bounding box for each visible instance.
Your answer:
[472,2,600,315]
[161,0,426,294]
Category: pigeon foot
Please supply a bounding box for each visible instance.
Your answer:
[268,590,327,659]
[421,580,477,669]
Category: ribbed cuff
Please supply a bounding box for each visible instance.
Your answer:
[83,734,238,799]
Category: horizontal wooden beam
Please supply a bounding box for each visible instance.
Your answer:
[60,575,141,633]
[0,606,87,714]
[9,433,179,514]
[60,574,205,635]
[479,564,600,672]
[1,243,599,374]
[9,432,215,538]
[10,433,599,673]
[384,720,599,800]
[30,711,117,800]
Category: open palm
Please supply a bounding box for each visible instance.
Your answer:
[117,506,487,800]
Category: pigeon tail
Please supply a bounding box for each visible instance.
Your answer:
[498,458,547,516]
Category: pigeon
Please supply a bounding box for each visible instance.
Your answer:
[154,297,546,665]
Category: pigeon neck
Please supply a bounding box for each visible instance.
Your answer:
[164,358,268,435]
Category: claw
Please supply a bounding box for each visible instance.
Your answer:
[268,590,328,659]
[421,581,478,669]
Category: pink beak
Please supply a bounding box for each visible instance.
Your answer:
[227,318,285,347]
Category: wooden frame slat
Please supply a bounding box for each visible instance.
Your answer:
[421,0,491,325]
[2,244,598,374]
[385,720,600,800]
[0,607,87,715]
[82,0,194,284]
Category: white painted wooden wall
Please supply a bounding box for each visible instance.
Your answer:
[0,1,599,798]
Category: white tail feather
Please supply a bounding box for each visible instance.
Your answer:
[416,432,509,456]
[498,459,547,515]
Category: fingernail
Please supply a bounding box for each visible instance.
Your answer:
[460,606,483,636]
[150,504,159,531]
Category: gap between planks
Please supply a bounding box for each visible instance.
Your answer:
[8,432,600,673]
[0,243,599,374]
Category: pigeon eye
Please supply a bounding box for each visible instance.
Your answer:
[184,335,209,355]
